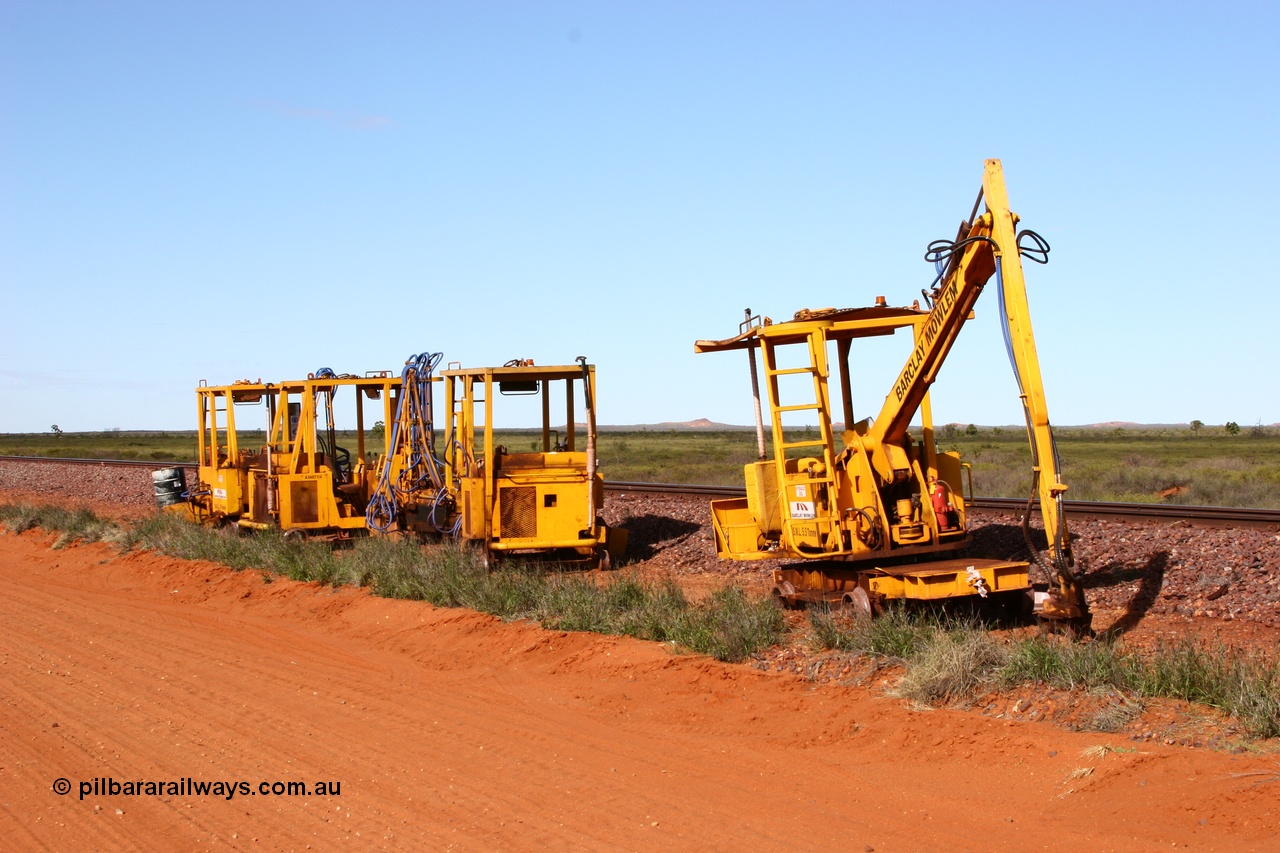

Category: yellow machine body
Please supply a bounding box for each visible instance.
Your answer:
[187,371,439,538]
[700,308,971,561]
[695,160,1088,624]
[441,361,625,567]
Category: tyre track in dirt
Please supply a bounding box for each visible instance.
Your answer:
[2,530,1278,851]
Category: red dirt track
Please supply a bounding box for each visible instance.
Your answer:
[3,530,1279,851]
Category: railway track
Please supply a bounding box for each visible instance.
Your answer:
[603,482,1280,529]
[2,455,1278,529]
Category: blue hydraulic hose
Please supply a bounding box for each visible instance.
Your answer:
[994,258,1023,395]
[366,351,446,532]
[995,255,1071,572]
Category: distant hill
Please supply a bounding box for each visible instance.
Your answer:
[655,418,740,430]
[596,419,749,432]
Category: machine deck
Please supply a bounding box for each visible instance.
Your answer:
[771,557,1031,609]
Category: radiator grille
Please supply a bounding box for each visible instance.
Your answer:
[499,487,537,539]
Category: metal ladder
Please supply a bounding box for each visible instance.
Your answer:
[761,326,840,548]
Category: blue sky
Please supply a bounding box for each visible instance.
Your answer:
[2,1,1276,432]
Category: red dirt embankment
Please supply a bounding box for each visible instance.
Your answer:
[2,529,1278,852]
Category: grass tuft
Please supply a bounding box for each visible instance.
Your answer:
[1000,635,1280,738]
[0,503,122,546]
[667,586,786,663]
[808,600,1280,737]
[807,606,935,661]
[893,626,1009,707]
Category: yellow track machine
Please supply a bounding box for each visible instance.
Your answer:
[441,358,626,568]
[696,160,1089,630]
[186,353,451,540]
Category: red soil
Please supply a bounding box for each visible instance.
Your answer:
[3,527,1279,851]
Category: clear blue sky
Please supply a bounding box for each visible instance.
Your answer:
[2,1,1276,432]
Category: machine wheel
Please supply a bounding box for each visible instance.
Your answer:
[597,549,613,572]
[839,588,873,620]
[282,528,308,543]
[770,581,798,610]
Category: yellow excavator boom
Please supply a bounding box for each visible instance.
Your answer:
[695,159,1089,629]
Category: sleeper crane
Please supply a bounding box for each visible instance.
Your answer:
[696,160,1090,631]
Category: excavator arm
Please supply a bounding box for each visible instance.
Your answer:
[981,161,1087,623]
[695,159,1088,629]
[868,159,1089,626]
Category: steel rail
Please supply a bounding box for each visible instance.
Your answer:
[0,455,196,469]
[603,480,1280,528]
[3,457,1278,527]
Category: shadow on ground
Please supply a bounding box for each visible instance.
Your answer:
[969,521,1048,559]
[618,514,701,561]
[1092,551,1169,641]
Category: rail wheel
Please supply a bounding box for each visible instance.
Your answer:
[770,580,798,609]
[838,588,873,619]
